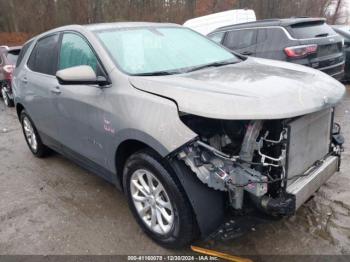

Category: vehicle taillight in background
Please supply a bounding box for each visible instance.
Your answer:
[3,65,15,80]
[284,44,318,59]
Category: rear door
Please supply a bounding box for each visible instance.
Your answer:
[255,27,292,60]
[25,34,61,144]
[223,29,258,56]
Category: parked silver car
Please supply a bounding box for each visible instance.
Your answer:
[13,22,345,248]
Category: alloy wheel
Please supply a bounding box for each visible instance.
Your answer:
[130,169,174,235]
[1,87,9,106]
[23,117,38,152]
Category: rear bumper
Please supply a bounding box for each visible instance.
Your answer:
[319,61,345,80]
[295,54,345,80]
[287,155,339,210]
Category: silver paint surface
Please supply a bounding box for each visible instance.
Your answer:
[12,23,345,176]
[130,57,345,120]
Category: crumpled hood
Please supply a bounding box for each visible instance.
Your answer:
[129,57,345,120]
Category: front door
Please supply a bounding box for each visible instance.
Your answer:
[223,29,258,56]
[55,32,109,167]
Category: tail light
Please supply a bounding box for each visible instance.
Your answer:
[284,44,318,59]
[3,65,15,80]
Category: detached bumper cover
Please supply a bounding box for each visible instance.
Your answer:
[287,155,339,210]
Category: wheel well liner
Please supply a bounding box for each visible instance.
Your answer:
[169,159,226,238]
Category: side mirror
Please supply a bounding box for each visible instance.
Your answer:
[56,65,109,86]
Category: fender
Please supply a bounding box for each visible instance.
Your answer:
[114,128,170,157]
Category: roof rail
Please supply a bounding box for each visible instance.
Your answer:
[290,16,310,18]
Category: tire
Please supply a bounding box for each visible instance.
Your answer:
[1,85,14,107]
[123,149,197,248]
[20,110,50,158]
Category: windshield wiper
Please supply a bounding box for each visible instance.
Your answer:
[184,60,238,73]
[132,59,238,76]
[133,70,179,76]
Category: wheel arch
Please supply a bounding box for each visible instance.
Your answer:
[115,137,226,238]
[115,139,152,189]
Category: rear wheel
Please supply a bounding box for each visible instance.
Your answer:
[123,149,197,248]
[20,110,50,158]
[1,85,14,107]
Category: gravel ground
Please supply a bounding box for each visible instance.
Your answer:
[0,87,349,256]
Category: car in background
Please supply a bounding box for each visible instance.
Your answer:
[208,18,345,80]
[332,25,350,81]
[0,45,21,107]
[13,23,345,248]
[184,9,256,35]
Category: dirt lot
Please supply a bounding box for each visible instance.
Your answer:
[0,87,349,256]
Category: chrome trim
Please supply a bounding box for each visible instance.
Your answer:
[319,61,345,72]
[287,155,338,210]
[330,71,344,77]
[213,26,340,42]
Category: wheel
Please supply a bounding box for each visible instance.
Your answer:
[123,149,197,248]
[20,110,50,158]
[1,85,14,107]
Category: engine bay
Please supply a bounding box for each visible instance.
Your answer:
[177,109,343,216]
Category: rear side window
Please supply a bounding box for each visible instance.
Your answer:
[59,33,99,74]
[28,34,59,75]
[208,32,225,44]
[16,41,33,67]
[224,29,257,50]
[289,21,336,39]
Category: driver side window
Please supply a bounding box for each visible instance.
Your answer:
[59,33,102,76]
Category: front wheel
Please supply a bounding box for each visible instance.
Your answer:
[123,149,197,248]
[1,85,14,107]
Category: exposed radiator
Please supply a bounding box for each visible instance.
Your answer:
[287,108,332,183]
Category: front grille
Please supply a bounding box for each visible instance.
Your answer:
[287,109,332,183]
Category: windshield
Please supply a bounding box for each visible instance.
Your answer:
[95,27,239,75]
[290,21,336,39]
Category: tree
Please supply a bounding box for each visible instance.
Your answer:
[0,0,348,35]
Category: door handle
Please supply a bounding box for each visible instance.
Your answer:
[22,77,28,84]
[241,51,253,56]
[51,86,61,95]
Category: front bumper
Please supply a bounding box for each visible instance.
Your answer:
[287,155,339,210]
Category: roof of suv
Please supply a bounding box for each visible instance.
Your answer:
[212,17,326,33]
[26,22,181,46]
[84,22,180,31]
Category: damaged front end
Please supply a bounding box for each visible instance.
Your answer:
[175,108,344,217]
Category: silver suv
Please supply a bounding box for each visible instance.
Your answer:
[13,23,345,248]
